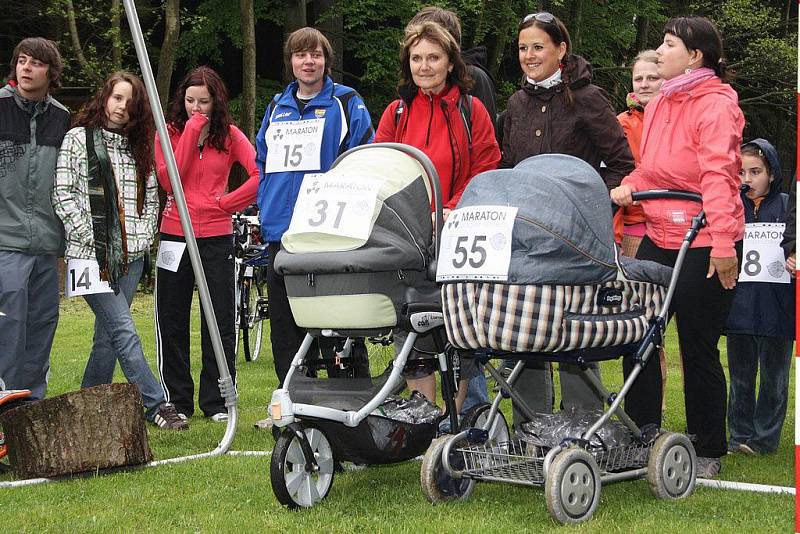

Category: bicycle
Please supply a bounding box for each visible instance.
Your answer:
[233,211,270,362]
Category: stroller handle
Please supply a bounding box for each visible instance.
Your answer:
[630,189,702,203]
[331,143,444,278]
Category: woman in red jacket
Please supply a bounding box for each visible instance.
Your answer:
[374,20,500,408]
[154,66,260,422]
[611,17,744,478]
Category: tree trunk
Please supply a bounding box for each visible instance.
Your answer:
[0,384,153,479]
[314,0,343,82]
[111,0,122,69]
[155,0,181,111]
[64,0,102,83]
[239,0,257,140]
[634,15,650,55]
[569,0,585,53]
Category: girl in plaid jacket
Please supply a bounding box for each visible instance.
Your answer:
[53,71,187,430]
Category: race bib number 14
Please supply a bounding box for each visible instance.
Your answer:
[65,259,114,298]
[739,222,790,284]
[437,205,518,281]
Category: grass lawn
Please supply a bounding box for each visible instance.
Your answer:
[2,293,795,532]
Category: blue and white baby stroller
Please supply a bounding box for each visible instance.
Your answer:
[267,143,462,508]
[422,154,701,524]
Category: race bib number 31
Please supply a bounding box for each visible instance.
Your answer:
[286,173,381,240]
[739,222,790,284]
[437,205,518,282]
[65,259,114,298]
[265,118,325,172]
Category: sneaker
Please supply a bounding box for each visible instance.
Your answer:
[177,413,189,421]
[254,417,273,430]
[154,403,189,430]
[737,443,757,456]
[696,456,721,478]
[210,412,229,423]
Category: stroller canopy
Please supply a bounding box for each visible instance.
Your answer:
[456,154,617,285]
[278,146,434,273]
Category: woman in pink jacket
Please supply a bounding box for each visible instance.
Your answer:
[154,66,260,422]
[611,17,744,478]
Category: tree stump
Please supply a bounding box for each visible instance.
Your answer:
[0,383,154,478]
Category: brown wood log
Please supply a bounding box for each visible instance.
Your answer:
[0,384,154,478]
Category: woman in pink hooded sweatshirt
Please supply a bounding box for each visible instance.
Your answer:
[611,17,744,479]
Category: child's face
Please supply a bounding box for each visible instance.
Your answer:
[739,154,772,200]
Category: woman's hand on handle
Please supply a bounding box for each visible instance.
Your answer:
[707,256,738,289]
[610,185,635,207]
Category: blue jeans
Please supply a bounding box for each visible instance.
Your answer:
[727,333,793,453]
[460,371,489,416]
[82,258,165,419]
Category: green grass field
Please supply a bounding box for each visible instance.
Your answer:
[2,294,795,533]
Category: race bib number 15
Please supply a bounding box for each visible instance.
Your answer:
[437,205,518,281]
[265,118,325,173]
[65,259,114,298]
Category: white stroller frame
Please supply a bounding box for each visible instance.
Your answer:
[424,190,707,525]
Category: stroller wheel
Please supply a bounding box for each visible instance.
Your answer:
[461,403,510,445]
[270,426,335,509]
[647,431,696,500]
[545,447,601,525]
[420,435,475,503]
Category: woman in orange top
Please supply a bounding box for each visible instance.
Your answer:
[615,50,662,256]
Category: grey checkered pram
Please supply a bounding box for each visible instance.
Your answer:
[421,154,703,524]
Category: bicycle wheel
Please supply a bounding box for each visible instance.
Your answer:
[242,271,268,362]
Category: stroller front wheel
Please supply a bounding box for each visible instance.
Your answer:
[646,431,697,500]
[420,435,475,503]
[270,425,335,509]
[545,446,601,524]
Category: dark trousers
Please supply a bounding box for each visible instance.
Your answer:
[155,234,236,417]
[266,242,341,385]
[727,333,793,453]
[624,236,740,458]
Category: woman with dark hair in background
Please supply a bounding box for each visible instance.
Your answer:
[611,17,745,478]
[501,12,635,425]
[53,71,187,430]
[154,66,260,422]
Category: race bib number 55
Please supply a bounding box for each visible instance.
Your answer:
[437,205,517,282]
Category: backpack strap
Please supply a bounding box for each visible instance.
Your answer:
[334,88,357,155]
[457,94,473,151]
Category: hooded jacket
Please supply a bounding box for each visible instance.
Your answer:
[500,54,634,189]
[374,84,500,209]
[255,77,374,242]
[725,138,794,339]
[621,76,745,257]
[616,94,647,228]
[155,113,260,237]
[0,84,70,255]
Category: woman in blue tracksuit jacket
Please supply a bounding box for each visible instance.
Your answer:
[255,69,374,383]
[725,138,795,455]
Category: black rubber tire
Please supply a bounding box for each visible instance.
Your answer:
[420,435,475,503]
[544,447,601,525]
[241,275,266,362]
[461,403,510,444]
[647,431,697,500]
[270,426,335,509]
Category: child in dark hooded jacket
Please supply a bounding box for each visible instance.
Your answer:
[725,138,795,455]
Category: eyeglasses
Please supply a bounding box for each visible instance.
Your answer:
[523,12,556,24]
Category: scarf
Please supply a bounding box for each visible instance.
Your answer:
[86,128,128,292]
[625,92,643,111]
[660,67,715,98]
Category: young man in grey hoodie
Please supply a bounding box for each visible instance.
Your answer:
[0,38,71,400]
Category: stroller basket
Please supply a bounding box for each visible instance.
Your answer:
[456,437,650,486]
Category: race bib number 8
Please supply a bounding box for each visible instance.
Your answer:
[286,173,381,240]
[738,222,790,284]
[65,259,114,298]
[265,118,325,172]
[437,205,518,282]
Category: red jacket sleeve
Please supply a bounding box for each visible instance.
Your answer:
[445,97,500,209]
[219,126,260,213]
[154,113,207,193]
[373,100,401,143]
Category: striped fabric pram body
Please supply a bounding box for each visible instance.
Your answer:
[443,279,666,353]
